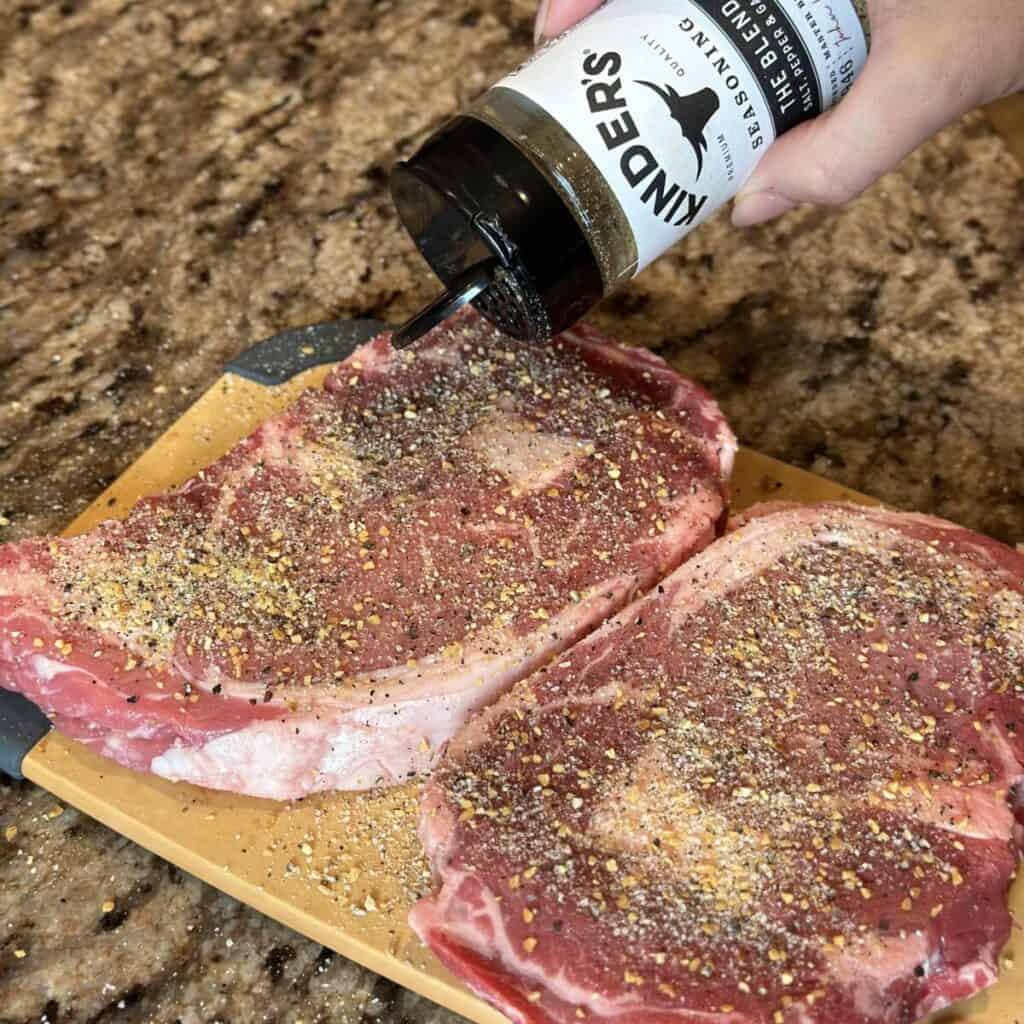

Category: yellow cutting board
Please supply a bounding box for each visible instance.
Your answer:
[20,363,1023,1024]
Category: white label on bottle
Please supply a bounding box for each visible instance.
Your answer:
[501,0,866,274]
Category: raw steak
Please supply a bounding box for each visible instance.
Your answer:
[0,311,734,799]
[412,502,1024,1024]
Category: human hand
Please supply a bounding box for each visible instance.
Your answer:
[534,0,1024,227]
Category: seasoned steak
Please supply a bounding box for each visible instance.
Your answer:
[0,311,734,799]
[412,502,1024,1024]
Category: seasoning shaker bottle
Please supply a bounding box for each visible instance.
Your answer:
[390,0,870,344]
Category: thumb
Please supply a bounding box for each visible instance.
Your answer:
[732,35,980,227]
[534,0,603,44]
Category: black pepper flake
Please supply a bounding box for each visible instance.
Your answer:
[100,906,129,931]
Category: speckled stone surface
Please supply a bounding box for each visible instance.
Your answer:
[1,0,1023,1021]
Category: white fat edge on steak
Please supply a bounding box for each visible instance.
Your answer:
[826,931,999,1022]
[147,570,656,798]
[410,844,745,1022]
[560,324,738,482]
[20,654,176,721]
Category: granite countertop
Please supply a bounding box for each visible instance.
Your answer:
[1,1,1023,1021]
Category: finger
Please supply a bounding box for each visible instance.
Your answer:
[732,33,983,227]
[534,0,603,44]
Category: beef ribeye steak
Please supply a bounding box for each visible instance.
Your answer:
[412,502,1024,1024]
[0,311,735,799]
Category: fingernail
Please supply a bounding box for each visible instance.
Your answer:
[732,190,797,227]
[534,0,550,45]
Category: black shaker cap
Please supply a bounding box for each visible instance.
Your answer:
[390,115,603,342]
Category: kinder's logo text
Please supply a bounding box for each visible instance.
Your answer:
[580,50,714,228]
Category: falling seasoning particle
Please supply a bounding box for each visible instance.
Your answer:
[4,826,16,842]
[13,949,26,959]
[102,900,116,914]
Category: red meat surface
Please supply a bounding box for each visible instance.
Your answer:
[0,311,735,799]
[412,502,1024,1024]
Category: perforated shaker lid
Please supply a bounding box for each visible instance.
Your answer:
[389,115,603,344]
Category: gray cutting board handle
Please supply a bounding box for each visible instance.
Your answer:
[0,690,52,779]
[0,317,393,778]
[224,317,390,385]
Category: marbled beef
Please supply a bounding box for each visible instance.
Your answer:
[0,311,735,799]
[412,502,1024,1024]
